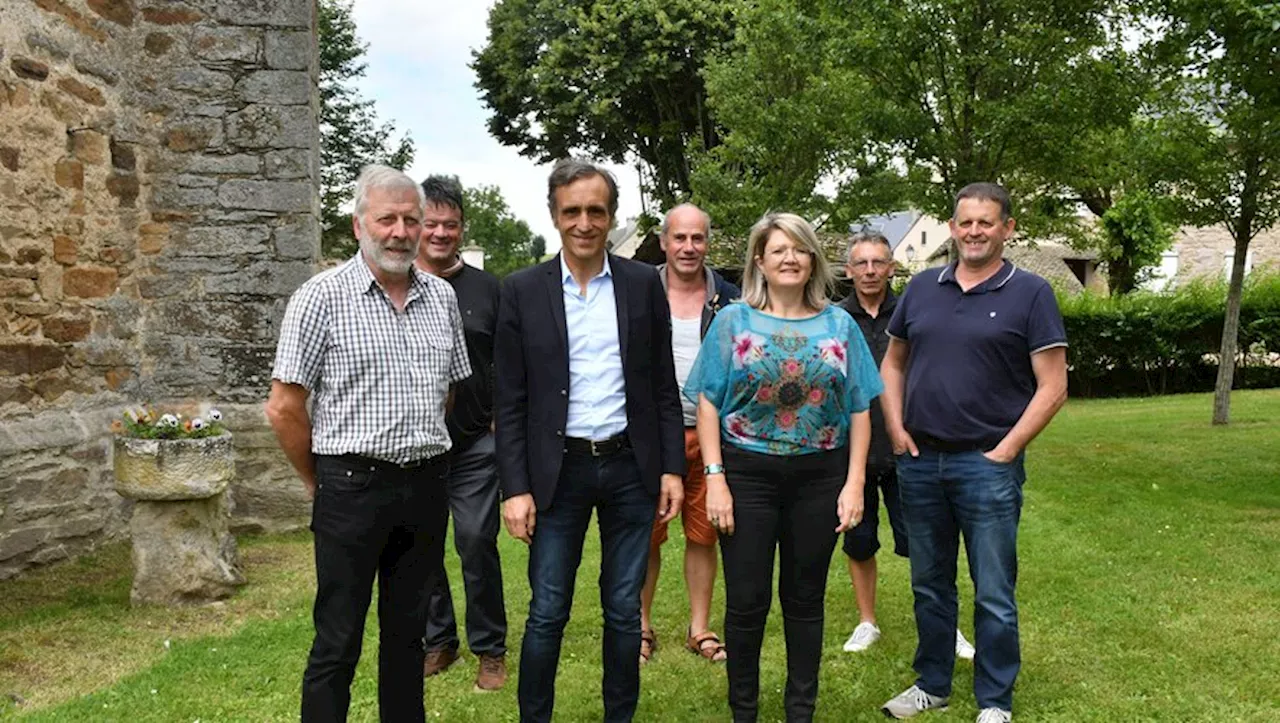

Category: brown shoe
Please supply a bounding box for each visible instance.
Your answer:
[423,647,459,677]
[474,654,507,691]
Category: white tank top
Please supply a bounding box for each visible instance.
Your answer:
[671,315,702,426]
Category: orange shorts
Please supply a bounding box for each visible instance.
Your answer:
[650,428,717,550]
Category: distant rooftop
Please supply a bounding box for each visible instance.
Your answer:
[851,210,922,251]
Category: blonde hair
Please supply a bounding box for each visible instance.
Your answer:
[740,212,833,311]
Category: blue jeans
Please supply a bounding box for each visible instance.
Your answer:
[896,447,1026,712]
[517,450,656,723]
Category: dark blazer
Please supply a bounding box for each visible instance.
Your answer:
[494,254,686,511]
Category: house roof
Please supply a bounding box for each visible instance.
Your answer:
[923,242,1098,293]
[852,210,922,251]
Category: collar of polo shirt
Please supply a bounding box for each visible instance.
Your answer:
[937,259,1017,293]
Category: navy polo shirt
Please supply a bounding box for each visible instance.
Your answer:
[886,260,1067,448]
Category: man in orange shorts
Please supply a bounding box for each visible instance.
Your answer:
[639,204,740,664]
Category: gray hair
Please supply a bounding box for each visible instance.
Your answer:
[740,212,833,312]
[354,165,425,218]
[954,182,1012,221]
[546,158,619,219]
[846,230,892,261]
[660,203,711,238]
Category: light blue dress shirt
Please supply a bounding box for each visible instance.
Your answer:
[561,254,628,440]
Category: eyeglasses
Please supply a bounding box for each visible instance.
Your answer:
[849,259,892,270]
[764,246,813,260]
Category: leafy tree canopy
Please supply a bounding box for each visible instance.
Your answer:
[464,184,540,278]
[473,0,740,211]
[694,0,1137,240]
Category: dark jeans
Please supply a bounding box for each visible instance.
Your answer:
[517,450,656,723]
[719,443,847,723]
[896,447,1026,712]
[843,464,909,561]
[424,433,507,657]
[301,454,449,723]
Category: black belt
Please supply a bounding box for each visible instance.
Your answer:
[911,433,997,454]
[339,453,447,471]
[564,432,630,457]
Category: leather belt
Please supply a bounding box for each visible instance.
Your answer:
[911,433,997,454]
[564,432,630,457]
[340,453,446,471]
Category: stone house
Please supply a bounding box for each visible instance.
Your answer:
[1145,225,1280,291]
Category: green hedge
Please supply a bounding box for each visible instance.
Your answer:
[1059,271,1280,397]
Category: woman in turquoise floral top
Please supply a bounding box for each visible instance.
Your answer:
[684,213,883,722]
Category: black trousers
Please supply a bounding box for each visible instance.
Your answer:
[719,444,847,723]
[300,454,449,723]
[424,432,507,656]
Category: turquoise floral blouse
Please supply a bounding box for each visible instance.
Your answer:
[683,303,883,456]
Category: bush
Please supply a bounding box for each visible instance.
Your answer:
[1059,271,1280,397]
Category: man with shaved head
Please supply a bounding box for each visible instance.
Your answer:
[638,203,740,666]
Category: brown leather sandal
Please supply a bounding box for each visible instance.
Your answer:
[685,629,727,662]
[640,628,657,665]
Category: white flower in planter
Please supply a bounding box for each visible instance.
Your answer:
[191,418,207,431]
[208,408,223,422]
[158,414,179,428]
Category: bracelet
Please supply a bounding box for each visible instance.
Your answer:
[704,463,725,475]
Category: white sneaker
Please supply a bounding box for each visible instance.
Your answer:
[976,708,1011,723]
[843,621,881,652]
[955,629,975,660]
[881,684,949,718]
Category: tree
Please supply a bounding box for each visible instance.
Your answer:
[690,0,872,237]
[1157,0,1280,424]
[694,0,1134,239]
[320,0,414,258]
[472,0,739,211]
[529,235,547,261]
[1094,189,1177,294]
[464,185,539,278]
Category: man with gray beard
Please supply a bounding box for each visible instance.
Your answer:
[266,165,472,722]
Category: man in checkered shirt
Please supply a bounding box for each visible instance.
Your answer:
[265,165,472,723]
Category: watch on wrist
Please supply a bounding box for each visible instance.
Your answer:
[704,463,726,476]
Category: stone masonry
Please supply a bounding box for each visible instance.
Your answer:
[0,0,321,579]
[1170,225,1280,287]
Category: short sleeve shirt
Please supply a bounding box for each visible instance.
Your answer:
[272,256,472,464]
[886,260,1067,447]
[683,303,883,456]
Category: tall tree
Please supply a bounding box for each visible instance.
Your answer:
[1158,0,1280,424]
[464,185,539,278]
[319,0,414,258]
[472,0,739,210]
[694,0,1134,239]
[529,235,548,261]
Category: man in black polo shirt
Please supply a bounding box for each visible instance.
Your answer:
[837,232,975,661]
[879,183,1068,723]
[414,175,508,691]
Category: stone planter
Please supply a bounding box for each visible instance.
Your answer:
[113,433,245,606]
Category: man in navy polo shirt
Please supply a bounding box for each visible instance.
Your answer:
[878,183,1068,723]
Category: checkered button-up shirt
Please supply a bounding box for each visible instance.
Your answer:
[272,255,472,464]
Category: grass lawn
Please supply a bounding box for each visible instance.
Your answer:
[1,390,1278,722]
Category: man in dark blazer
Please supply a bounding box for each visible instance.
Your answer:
[494,158,685,723]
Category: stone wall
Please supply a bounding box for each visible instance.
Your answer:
[1171,225,1280,286]
[0,0,320,579]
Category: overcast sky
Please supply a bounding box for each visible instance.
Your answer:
[351,0,643,252]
